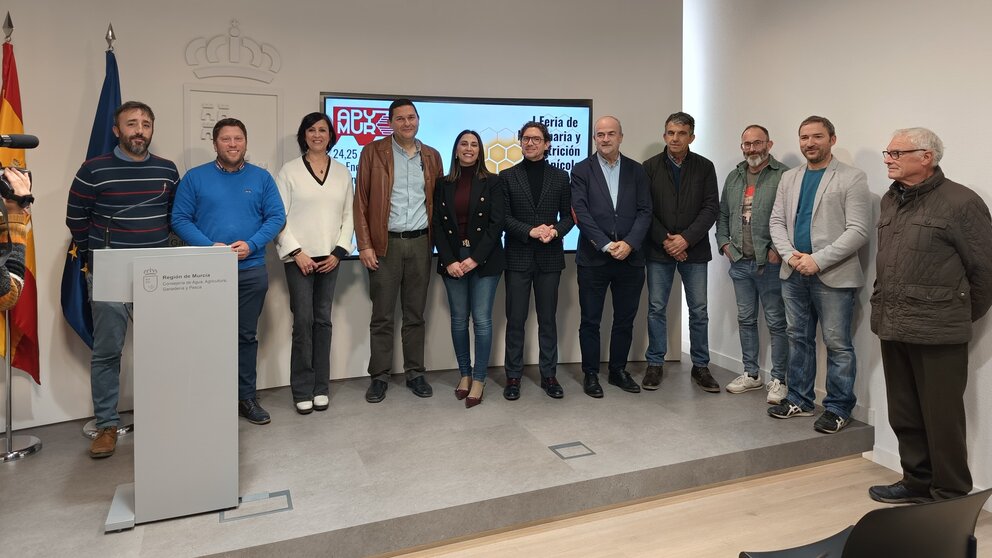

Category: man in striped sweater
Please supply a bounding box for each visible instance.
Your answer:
[66,101,180,458]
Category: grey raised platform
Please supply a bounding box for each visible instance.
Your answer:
[0,361,872,558]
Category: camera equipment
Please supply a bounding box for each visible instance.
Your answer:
[0,166,33,208]
[0,133,38,208]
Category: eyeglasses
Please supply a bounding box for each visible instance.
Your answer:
[741,140,766,150]
[520,136,545,145]
[882,149,925,160]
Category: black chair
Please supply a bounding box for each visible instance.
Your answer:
[739,487,991,558]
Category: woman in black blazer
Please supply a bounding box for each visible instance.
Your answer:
[432,130,505,408]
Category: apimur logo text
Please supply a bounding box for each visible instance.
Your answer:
[332,107,392,146]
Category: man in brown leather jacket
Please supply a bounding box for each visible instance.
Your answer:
[353,99,443,403]
[869,127,992,504]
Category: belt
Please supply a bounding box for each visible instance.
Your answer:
[461,239,471,247]
[388,228,428,239]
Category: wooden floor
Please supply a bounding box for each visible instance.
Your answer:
[388,457,992,558]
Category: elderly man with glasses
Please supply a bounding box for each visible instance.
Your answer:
[868,127,992,504]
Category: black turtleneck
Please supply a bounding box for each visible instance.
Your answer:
[522,157,547,203]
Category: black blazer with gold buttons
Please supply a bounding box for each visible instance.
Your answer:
[432,173,505,277]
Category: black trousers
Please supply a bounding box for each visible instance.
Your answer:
[879,339,971,499]
[577,261,645,376]
[504,268,560,379]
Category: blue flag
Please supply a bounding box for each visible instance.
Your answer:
[85,50,121,160]
[61,50,121,348]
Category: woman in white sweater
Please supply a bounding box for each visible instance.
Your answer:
[275,112,354,414]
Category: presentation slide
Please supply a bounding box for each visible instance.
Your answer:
[322,94,592,253]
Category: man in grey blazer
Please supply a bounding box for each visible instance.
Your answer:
[767,115,872,434]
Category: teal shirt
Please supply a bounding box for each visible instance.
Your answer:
[794,168,826,254]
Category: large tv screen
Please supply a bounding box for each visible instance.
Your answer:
[321,93,592,253]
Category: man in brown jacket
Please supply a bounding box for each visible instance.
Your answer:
[869,127,992,504]
[353,99,443,403]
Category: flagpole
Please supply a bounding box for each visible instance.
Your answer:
[2,309,41,462]
[1,12,41,463]
[79,22,134,440]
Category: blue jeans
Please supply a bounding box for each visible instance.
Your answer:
[645,261,709,367]
[442,262,500,382]
[728,259,788,381]
[781,273,857,418]
[238,265,269,400]
[87,274,131,429]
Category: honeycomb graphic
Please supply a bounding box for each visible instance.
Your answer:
[480,127,521,173]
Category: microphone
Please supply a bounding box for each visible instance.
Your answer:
[0,134,39,149]
[103,182,170,248]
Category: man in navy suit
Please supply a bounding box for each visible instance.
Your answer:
[501,121,574,400]
[571,116,653,397]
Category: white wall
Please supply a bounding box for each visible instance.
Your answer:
[1,0,682,429]
[685,0,992,491]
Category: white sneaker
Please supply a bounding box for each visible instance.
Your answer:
[313,395,329,411]
[766,379,788,404]
[295,400,314,414]
[726,373,763,394]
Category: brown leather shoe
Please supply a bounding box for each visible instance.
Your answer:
[90,427,118,458]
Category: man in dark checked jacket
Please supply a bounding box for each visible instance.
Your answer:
[501,120,574,400]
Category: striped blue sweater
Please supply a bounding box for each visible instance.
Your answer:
[65,148,180,265]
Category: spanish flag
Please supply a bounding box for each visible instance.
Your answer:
[0,40,40,384]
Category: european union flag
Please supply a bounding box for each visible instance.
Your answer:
[60,241,93,347]
[61,50,120,348]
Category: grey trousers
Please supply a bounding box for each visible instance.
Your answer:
[87,273,131,429]
[285,261,339,402]
[367,235,431,381]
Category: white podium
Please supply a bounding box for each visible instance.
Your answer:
[93,246,239,531]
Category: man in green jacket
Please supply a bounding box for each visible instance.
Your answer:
[716,125,790,404]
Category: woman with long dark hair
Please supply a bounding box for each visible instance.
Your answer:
[432,130,505,408]
[275,112,353,414]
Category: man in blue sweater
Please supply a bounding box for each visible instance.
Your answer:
[172,118,285,425]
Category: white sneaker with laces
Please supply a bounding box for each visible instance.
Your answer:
[766,379,788,404]
[726,373,763,394]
